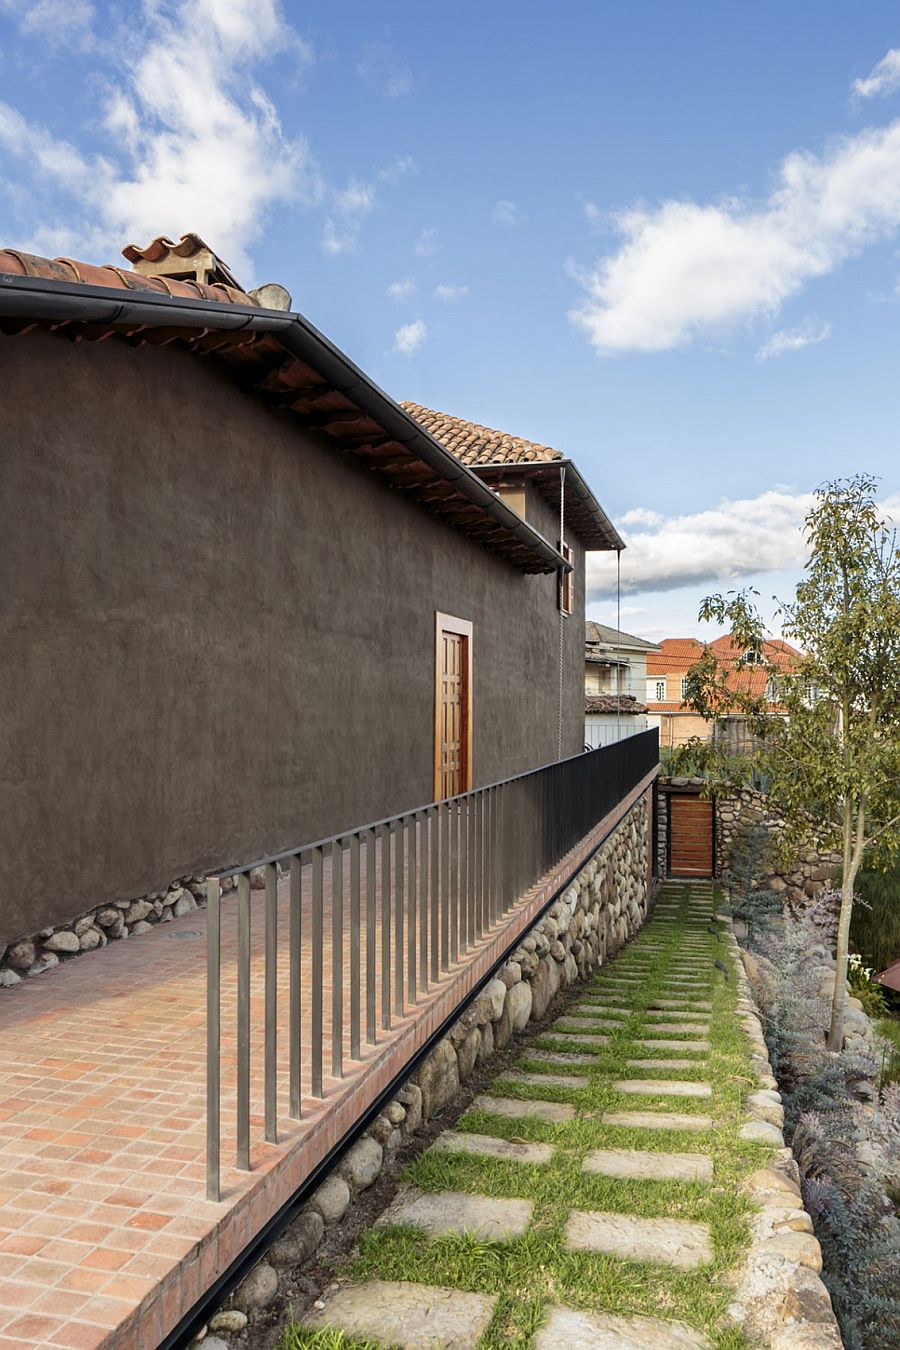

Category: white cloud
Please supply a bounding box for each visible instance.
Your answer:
[619,507,663,527]
[322,177,376,255]
[434,283,469,300]
[571,119,900,355]
[492,199,525,228]
[756,319,832,360]
[356,40,412,98]
[853,49,900,100]
[415,227,440,257]
[0,0,319,281]
[582,200,604,229]
[589,487,900,599]
[0,0,95,44]
[589,489,816,598]
[393,319,427,355]
[388,277,416,300]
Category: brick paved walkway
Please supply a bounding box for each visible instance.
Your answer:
[301,881,764,1350]
[0,783,653,1349]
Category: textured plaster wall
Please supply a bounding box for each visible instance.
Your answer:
[0,330,585,943]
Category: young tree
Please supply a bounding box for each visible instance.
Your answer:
[684,476,900,1050]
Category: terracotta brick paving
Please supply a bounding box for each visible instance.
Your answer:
[0,775,654,1349]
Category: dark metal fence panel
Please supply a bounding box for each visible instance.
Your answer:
[205,729,658,1199]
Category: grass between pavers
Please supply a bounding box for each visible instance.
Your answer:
[280,884,770,1350]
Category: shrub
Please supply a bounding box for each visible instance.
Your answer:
[737,865,900,1347]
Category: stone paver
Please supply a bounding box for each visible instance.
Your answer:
[526,1049,594,1065]
[305,1279,498,1348]
[636,1037,709,1052]
[431,1131,554,1165]
[615,1078,712,1098]
[378,1186,533,1240]
[564,1209,712,1266]
[602,1109,713,1132]
[627,1057,705,1071]
[534,1307,712,1348]
[554,1017,624,1032]
[582,1147,713,1182]
[502,1070,586,1089]
[641,1022,711,1035]
[543,1031,610,1047]
[651,999,712,1010]
[472,1093,576,1122]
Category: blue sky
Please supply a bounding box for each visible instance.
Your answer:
[2,0,899,640]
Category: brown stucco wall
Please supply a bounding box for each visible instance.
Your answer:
[0,329,586,943]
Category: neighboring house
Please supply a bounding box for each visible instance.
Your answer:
[0,236,623,946]
[584,622,660,748]
[646,635,802,750]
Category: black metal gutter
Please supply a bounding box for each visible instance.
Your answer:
[160,767,657,1349]
[0,272,568,574]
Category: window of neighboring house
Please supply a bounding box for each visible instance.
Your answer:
[559,542,574,616]
[806,681,820,706]
[680,676,689,699]
[654,680,666,701]
[743,649,762,664]
[766,677,778,703]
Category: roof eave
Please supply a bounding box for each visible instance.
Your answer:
[0,272,569,576]
[471,458,624,551]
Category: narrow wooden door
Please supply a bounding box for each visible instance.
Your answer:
[434,613,473,800]
[668,793,714,877]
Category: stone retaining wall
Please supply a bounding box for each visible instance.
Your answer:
[199,792,653,1341]
[720,915,845,1349]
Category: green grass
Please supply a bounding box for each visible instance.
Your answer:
[279,883,769,1349]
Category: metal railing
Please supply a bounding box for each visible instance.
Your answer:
[205,729,658,1199]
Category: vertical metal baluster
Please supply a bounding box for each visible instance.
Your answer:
[366,829,377,1044]
[469,794,477,942]
[236,872,251,1170]
[332,840,343,1079]
[459,795,468,954]
[394,817,404,1017]
[473,791,482,940]
[381,825,392,1030]
[418,810,429,993]
[289,855,301,1119]
[264,862,278,1144]
[350,834,361,1060]
[430,807,439,981]
[440,803,450,970]
[449,799,458,964]
[407,814,417,1004]
[311,846,324,1097]
[205,876,220,1202]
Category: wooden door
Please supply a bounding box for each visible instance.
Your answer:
[434,613,473,800]
[668,793,714,878]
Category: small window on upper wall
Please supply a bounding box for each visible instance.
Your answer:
[654,680,666,702]
[559,542,574,616]
[680,676,689,699]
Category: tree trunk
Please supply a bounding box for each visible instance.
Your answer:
[828,795,866,1051]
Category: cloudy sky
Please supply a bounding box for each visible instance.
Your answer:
[1,1,899,640]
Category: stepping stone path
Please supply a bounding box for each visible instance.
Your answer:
[298,880,748,1348]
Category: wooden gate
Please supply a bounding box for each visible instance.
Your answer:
[667,792,714,878]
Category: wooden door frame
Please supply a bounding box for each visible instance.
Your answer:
[434,612,474,801]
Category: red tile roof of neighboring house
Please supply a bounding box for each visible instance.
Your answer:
[401,403,562,466]
[646,638,705,674]
[585,694,649,715]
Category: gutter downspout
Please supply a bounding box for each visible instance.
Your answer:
[616,547,622,738]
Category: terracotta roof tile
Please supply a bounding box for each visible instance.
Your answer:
[585,694,648,714]
[0,246,257,308]
[401,402,564,467]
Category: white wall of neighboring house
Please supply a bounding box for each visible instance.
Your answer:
[585,712,645,749]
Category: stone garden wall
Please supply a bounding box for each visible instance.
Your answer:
[199,792,653,1340]
[657,776,841,904]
